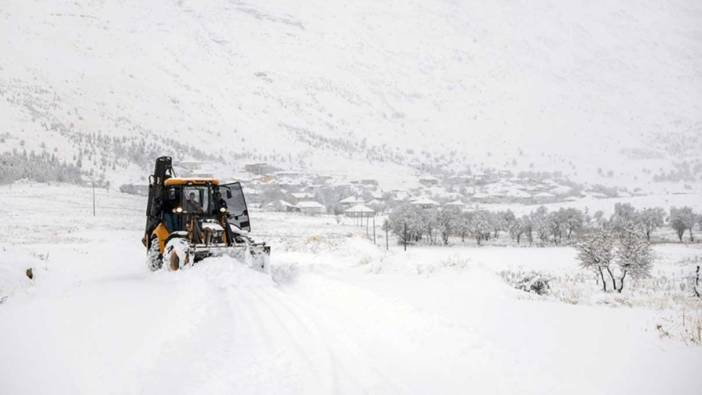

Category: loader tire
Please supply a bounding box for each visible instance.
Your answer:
[147,237,163,271]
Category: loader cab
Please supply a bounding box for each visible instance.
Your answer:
[161,178,251,232]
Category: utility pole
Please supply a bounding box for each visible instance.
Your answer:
[372,215,376,244]
[92,181,96,217]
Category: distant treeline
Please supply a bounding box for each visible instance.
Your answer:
[387,203,701,247]
[0,150,82,184]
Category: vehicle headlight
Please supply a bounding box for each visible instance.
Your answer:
[219,207,227,213]
[175,207,183,213]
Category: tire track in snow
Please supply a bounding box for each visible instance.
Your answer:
[262,282,403,393]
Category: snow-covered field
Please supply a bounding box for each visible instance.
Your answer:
[1,183,702,394]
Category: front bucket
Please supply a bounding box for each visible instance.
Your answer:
[220,243,270,272]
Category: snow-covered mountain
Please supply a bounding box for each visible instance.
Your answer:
[1,0,700,189]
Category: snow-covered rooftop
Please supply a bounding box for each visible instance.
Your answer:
[339,196,362,204]
[410,198,440,207]
[345,204,375,214]
[296,200,325,209]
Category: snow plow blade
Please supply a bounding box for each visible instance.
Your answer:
[161,239,271,272]
[196,243,270,272]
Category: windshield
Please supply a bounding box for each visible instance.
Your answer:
[182,186,210,214]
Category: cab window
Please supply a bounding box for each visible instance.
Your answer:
[182,186,210,213]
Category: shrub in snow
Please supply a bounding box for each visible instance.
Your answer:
[518,274,551,295]
[440,255,469,269]
[503,272,551,295]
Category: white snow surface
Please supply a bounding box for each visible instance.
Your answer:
[1,183,702,394]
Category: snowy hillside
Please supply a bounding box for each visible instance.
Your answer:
[3,3,702,394]
[1,0,701,188]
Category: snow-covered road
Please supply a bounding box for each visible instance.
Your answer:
[1,185,701,394]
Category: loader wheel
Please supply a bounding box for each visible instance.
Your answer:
[147,237,163,271]
[168,252,180,271]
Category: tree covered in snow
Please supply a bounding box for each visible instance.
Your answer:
[437,206,462,245]
[613,228,653,293]
[610,203,638,233]
[488,210,515,239]
[669,207,696,242]
[576,229,615,292]
[531,206,551,244]
[590,210,607,229]
[388,204,423,244]
[0,150,82,184]
[520,215,534,244]
[546,211,564,244]
[509,215,531,244]
[638,207,665,242]
[421,208,440,245]
[561,208,585,240]
[387,202,671,248]
[577,227,653,293]
[469,210,492,246]
[455,212,472,243]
